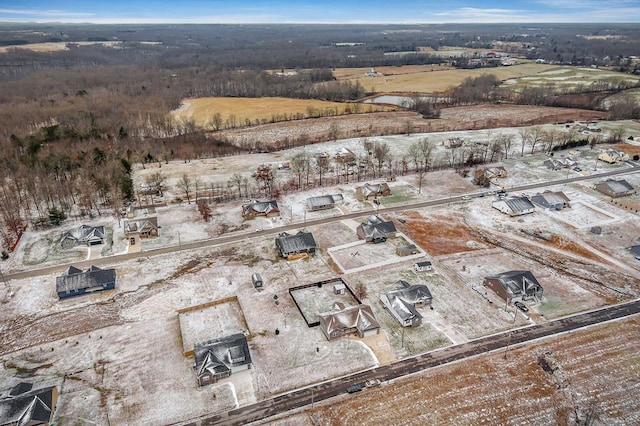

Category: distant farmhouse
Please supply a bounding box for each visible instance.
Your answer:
[242,200,280,219]
[598,149,629,164]
[124,216,159,246]
[594,179,635,198]
[319,303,380,341]
[56,265,116,299]
[356,183,391,201]
[307,194,344,211]
[193,333,252,386]
[356,215,397,243]
[0,382,58,426]
[543,157,578,171]
[60,224,105,248]
[380,280,432,327]
[492,196,536,216]
[530,191,571,210]
[275,231,317,259]
[483,270,543,303]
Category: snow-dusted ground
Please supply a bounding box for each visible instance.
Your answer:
[1,122,639,425]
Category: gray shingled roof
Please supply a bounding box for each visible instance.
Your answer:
[56,265,116,294]
[0,385,56,426]
[486,270,543,298]
[193,333,252,377]
[530,191,570,209]
[504,197,535,213]
[275,231,317,256]
[595,179,634,196]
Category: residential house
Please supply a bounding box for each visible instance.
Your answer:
[630,245,640,260]
[414,261,433,272]
[307,194,344,211]
[319,304,380,341]
[0,383,58,426]
[356,215,397,243]
[356,183,391,201]
[543,157,577,170]
[492,196,536,216]
[530,191,571,210]
[483,270,544,302]
[193,333,252,386]
[56,265,116,299]
[380,280,432,327]
[60,224,105,248]
[594,179,635,198]
[124,216,159,246]
[275,231,317,259]
[483,166,508,179]
[241,200,280,219]
[598,149,629,164]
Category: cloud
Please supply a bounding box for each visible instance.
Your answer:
[0,8,94,17]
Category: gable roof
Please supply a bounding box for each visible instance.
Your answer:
[124,216,158,234]
[193,333,252,377]
[357,215,397,240]
[319,304,380,337]
[493,196,535,215]
[56,265,116,295]
[0,385,57,426]
[242,200,279,216]
[60,224,105,245]
[485,270,543,298]
[359,183,390,198]
[530,191,570,209]
[275,231,317,256]
[594,179,634,197]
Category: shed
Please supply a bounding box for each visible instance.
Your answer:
[251,273,263,289]
[396,244,418,256]
[333,283,346,295]
[414,261,433,272]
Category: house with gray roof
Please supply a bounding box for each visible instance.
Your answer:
[492,196,536,216]
[531,191,570,210]
[241,200,280,219]
[594,179,635,198]
[380,280,432,327]
[543,157,577,171]
[56,265,116,299]
[356,183,391,200]
[124,216,159,239]
[356,215,397,243]
[0,383,58,426]
[306,194,344,211]
[60,224,105,248]
[319,304,380,341]
[483,270,543,303]
[630,245,640,260]
[193,333,252,386]
[275,231,317,258]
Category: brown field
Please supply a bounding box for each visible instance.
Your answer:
[171,97,397,128]
[396,211,484,256]
[273,316,640,425]
[333,63,557,93]
[0,41,122,53]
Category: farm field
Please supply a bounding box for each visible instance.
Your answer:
[171,96,397,128]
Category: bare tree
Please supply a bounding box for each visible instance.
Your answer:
[252,164,276,197]
[290,151,310,189]
[314,156,331,186]
[373,141,391,177]
[530,126,544,154]
[177,173,194,204]
[519,128,531,157]
[228,173,244,198]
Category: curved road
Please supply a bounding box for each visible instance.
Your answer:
[5,162,638,282]
[181,299,640,426]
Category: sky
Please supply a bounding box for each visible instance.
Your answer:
[0,0,639,24]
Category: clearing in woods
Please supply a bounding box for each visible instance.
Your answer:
[171,96,397,128]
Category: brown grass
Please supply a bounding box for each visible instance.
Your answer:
[171,97,397,128]
[333,63,557,93]
[397,211,481,256]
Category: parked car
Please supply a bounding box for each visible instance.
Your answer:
[365,379,381,388]
[462,195,471,200]
[346,383,364,393]
[514,301,529,313]
[477,193,485,198]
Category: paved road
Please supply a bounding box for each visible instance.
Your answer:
[4,161,638,282]
[180,299,640,426]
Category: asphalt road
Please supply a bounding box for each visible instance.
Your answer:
[181,299,640,426]
[4,161,638,282]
